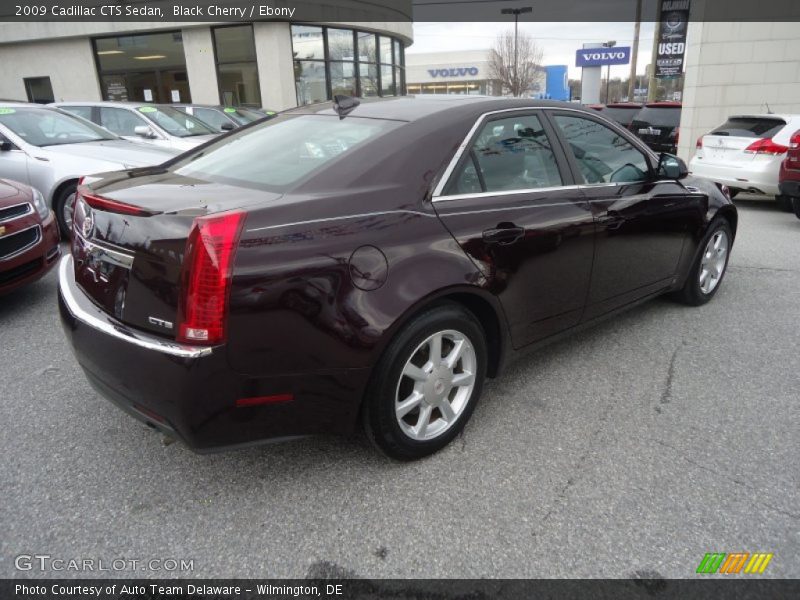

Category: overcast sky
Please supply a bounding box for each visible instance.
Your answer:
[409,22,658,80]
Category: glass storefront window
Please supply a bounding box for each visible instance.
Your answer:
[328,29,355,61]
[380,64,395,96]
[379,36,393,65]
[357,32,376,63]
[295,60,328,105]
[330,62,357,96]
[292,26,404,105]
[292,25,325,60]
[213,26,261,108]
[93,31,191,103]
[359,63,378,97]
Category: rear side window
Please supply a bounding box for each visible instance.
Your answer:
[193,108,230,131]
[174,114,398,192]
[446,114,563,195]
[631,107,681,127]
[554,114,650,184]
[60,105,93,122]
[710,117,786,138]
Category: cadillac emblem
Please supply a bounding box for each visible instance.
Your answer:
[81,206,95,239]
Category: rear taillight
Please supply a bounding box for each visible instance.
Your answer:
[77,185,158,217]
[788,130,800,161]
[177,211,245,345]
[696,136,703,150]
[744,138,789,155]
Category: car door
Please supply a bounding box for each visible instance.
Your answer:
[548,110,701,320]
[433,110,595,349]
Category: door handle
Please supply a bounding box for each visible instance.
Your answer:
[482,224,525,245]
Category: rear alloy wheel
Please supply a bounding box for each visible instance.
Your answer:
[363,304,487,460]
[55,183,78,237]
[673,219,732,306]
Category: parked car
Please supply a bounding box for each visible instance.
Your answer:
[0,103,178,235]
[173,104,276,132]
[597,102,643,128]
[690,114,800,210]
[630,101,682,154]
[0,178,60,294]
[51,102,219,152]
[778,129,800,219]
[58,96,737,460]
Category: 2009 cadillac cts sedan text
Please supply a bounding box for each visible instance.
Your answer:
[59,96,737,460]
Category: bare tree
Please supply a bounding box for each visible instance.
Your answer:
[488,30,544,97]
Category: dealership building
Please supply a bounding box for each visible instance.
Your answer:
[0,8,411,110]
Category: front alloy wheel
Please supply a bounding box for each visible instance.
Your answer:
[364,304,487,460]
[674,218,733,306]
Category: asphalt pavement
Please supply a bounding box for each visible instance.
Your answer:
[1,197,798,579]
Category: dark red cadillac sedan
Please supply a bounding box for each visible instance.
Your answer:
[1,179,60,294]
[59,97,737,460]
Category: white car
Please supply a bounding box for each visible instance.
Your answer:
[0,103,177,234]
[690,114,800,210]
[51,102,220,152]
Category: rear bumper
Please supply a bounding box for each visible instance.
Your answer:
[779,180,800,198]
[58,255,369,452]
[0,213,60,295]
[689,157,781,196]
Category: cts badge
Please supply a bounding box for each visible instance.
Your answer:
[148,316,174,330]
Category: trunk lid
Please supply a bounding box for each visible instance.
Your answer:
[71,169,279,338]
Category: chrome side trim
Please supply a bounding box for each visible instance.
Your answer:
[434,184,581,203]
[431,105,660,201]
[246,209,434,233]
[0,202,33,224]
[0,224,41,261]
[58,255,213,359]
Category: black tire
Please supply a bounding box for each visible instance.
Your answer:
[673,219,733,306]
[776,195,793,212]
[54,182,78,238]
[792,197,800,220]
[362,304,487,461]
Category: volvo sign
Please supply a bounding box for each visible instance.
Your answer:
[575,47,631,68]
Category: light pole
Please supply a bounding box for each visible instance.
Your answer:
[501,6,533,97]
[602,40,616,103]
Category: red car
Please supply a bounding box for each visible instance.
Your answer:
[0,179,60,294]
[778,129,800,219]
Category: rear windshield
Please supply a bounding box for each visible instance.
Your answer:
[710,117,786,138]
[631,107,681,127]
[174,114,399,192]
[600,106,640,125]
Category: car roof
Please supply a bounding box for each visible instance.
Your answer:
[51,101,157,108]
[606,102,643,108]
[728,113,799,121]
[287,95,596,123]
[644,101,682,108]
[0,101,53,108]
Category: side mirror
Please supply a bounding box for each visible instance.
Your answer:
[220,122,235,131]
[134,125,156,139]
[657,153,689,180]
[0,140,13,152]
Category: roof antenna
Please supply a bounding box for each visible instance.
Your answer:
[764,102,773,114]
[333,95,360,119]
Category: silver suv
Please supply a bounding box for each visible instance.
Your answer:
[51,102,219,152]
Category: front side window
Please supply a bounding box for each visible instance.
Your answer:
[99,106,147,137]
[553,114,650,184]
[0,107,115,146]
[174,114,399,192]
[192,107,231,131]
[447,114,563,195]
[60,106,93,121]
